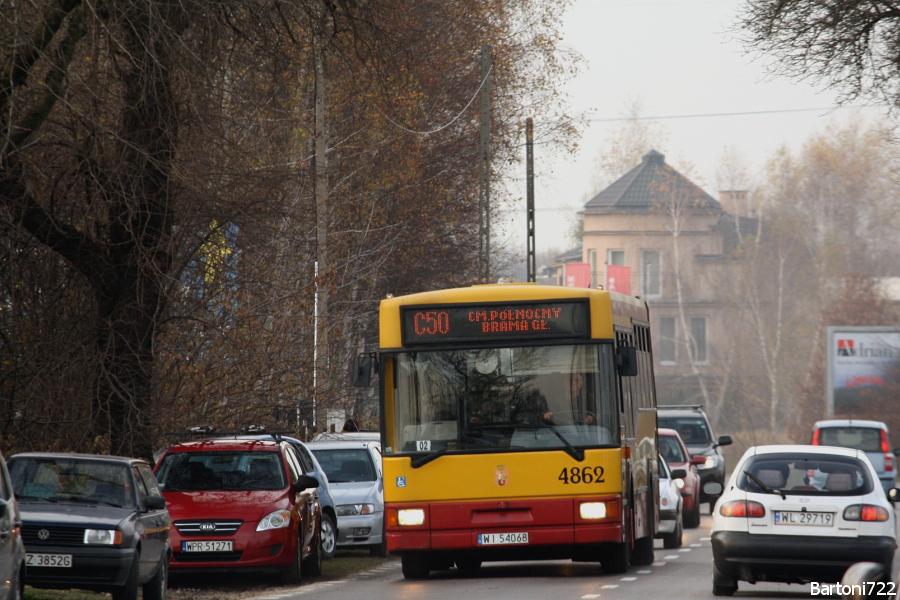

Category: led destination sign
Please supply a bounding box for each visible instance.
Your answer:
[401,300,589,345]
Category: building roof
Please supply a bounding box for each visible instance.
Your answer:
[583,150,721,213]
[553,247,583,265]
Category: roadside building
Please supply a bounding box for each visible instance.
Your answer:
[578,150,757,403]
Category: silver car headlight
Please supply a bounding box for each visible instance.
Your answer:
[337,503,376,516]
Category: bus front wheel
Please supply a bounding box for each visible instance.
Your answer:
[401,553,431,580]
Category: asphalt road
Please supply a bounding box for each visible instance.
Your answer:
[235,508,899,600]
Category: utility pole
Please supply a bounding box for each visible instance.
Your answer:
[526,117,536,282]
[314,32,329,433]
[478,44,491,283]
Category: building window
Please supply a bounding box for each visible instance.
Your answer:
[659,317,676,364]
[690,316,707,364]
[641,250,661,297]
[608,249,625,266]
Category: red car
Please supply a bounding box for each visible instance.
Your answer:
[154,438,322,583]
[658,428,702,528]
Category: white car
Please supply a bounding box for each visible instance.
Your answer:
[710,444,897,596]
[656,457,684,549]
[308,439,386,556]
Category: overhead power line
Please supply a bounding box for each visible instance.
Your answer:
[588,105,868,123]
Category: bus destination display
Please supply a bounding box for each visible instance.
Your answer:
[401,300,589,345]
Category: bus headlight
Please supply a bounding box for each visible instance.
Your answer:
[397,508,425,526]
[579,502,607,520]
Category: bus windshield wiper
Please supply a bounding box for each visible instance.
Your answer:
[517,424,585,462]
[411,446,449,469]
[744,470,786,499]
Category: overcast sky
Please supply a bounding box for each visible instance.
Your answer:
[505,0,889,258]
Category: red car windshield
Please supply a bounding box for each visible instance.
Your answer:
[659,436,687,463]
[156,451,286,491]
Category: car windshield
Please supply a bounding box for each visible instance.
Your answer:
[8,457,134,508]
[155,451,286,491]
[659,435,687,463]
[818,427,884,453]
[311,449,376,483]
[387,343,619,456]
[657,416,712,445]
[736,453,874,496]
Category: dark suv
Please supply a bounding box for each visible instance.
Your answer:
[657,405,731,512]
[8,453,170,600]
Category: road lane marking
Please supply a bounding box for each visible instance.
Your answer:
[637,570,652,574]
[620,577,637,581]
[601,585,619,589]
[663,555,680,559]
[652,561,666,566]
[678,548,691,552]
[582,595,601,598]
[690,543,702,547]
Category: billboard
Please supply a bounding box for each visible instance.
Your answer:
[825,326,900,418]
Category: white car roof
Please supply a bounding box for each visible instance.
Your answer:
[307,440,381,451]
[747,444,862,458]
[812,419,888,431]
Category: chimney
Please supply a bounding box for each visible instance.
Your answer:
[718,190,749,218]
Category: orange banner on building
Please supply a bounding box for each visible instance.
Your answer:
[606,265,631,294]
[564,263,592,288]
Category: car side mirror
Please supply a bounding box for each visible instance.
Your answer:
[703,482,723,496]
[717,435,732,447]
[889,488,900,504]
[352,354,374,387]
[670,468,687,480]
[893,448,900,457]
[692,455,707,465]
[294,475,320,492]
[144,496,166,511]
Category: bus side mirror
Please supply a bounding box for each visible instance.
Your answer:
[352,354,374,387]
[615,346,638,377]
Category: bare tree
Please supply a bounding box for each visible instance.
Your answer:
[737,0,900,112]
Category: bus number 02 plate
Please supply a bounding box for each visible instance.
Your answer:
[478,532,529,545]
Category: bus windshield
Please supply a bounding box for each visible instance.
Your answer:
[389,343,619,455]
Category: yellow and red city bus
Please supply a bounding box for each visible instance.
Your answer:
[373,283,658,578]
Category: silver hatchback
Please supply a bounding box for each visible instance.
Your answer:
[308,440,385,557]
